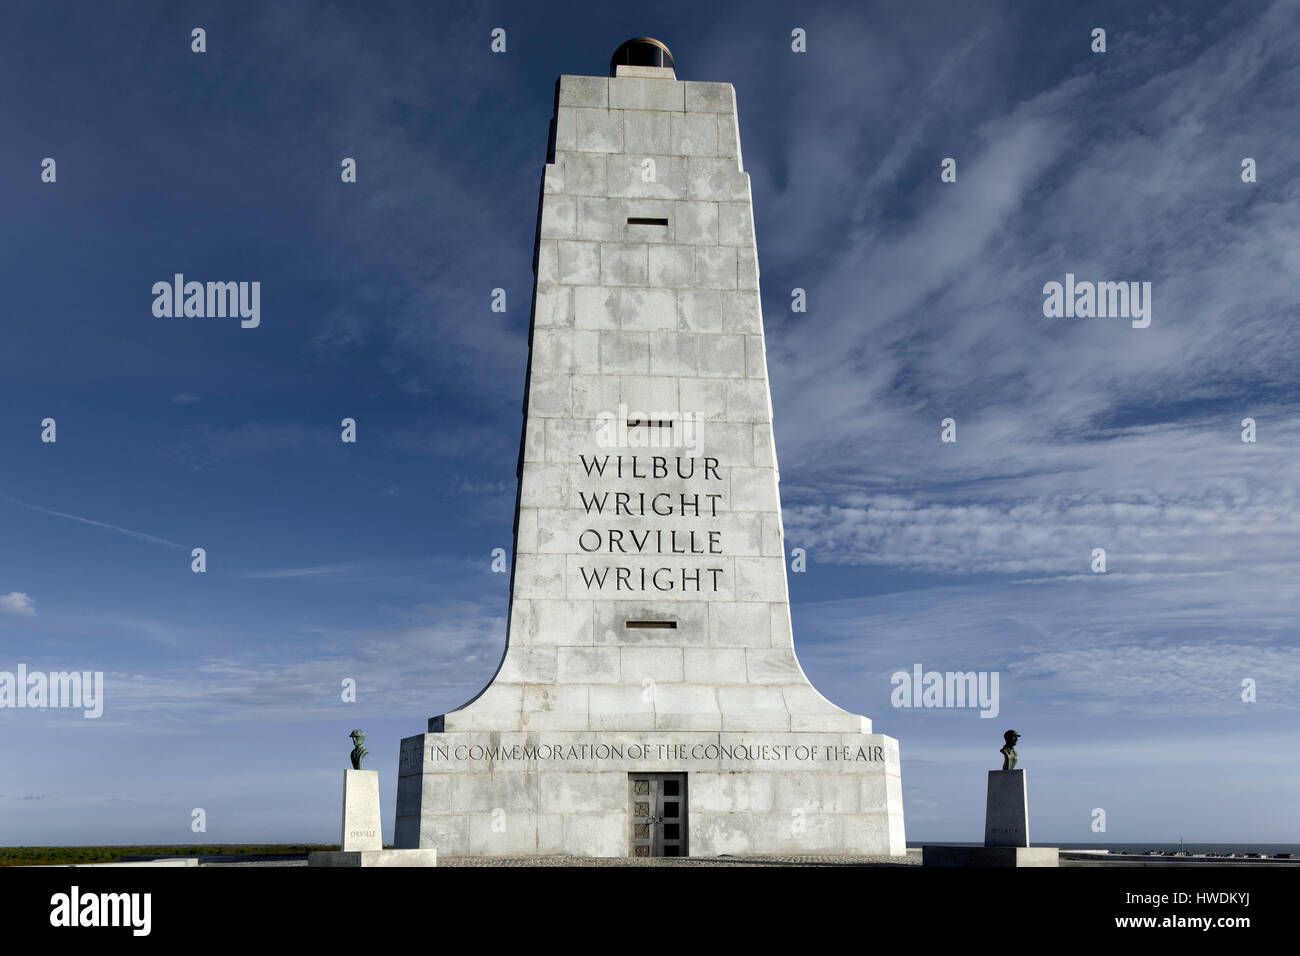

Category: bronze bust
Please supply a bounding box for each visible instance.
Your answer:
[350,729,369,770]
[1000,729,1020,770]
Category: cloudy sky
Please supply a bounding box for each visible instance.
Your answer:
[1,0,1296,847]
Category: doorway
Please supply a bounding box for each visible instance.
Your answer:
[628,773,687,857]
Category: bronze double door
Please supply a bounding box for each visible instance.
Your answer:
[628,773,687,857]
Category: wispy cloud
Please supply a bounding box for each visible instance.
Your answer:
[4,601,509,726]
[161,423,319,468]
[0,494,185,550]
[234,563,361,580]
[794,570,1298,719]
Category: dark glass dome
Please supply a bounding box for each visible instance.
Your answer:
[609,37,674,75]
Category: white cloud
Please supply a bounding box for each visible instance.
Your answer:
[0,592,36,617]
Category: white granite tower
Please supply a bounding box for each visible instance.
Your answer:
[395,39,906,857]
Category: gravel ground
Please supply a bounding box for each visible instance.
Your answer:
[185,848,1298,867]
[202,849,923,866]
[435,850,922,866]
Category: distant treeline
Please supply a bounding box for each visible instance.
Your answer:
[0,845,335,866]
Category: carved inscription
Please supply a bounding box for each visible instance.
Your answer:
[421,742,886,764]
[576,454,726,592]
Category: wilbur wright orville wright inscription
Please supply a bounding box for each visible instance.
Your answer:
[394,38,906,858]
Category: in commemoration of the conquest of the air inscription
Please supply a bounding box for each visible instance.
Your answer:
[402,738,886,769]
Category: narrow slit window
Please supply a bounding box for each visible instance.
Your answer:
[626,620,678,629]
[627,217,669,226]
[626,419,673,428]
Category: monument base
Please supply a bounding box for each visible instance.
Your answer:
[309,849,438,868]
[395,730,905,858]
[922,846,1059,867]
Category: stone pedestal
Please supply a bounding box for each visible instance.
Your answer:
[341,769,382,851]
[308,769,437,867]
[985,769,1028,847]
[923,768,1058,867]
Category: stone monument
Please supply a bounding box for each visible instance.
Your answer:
[393,37,906,858]
[923,730,1057,867]
[310,731,437,867]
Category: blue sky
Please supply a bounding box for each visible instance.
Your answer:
[1,0,1297,847]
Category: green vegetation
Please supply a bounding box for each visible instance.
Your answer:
[0,844,336,866]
